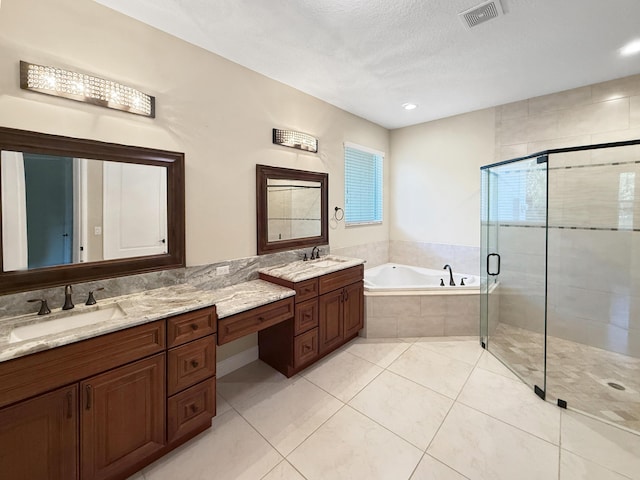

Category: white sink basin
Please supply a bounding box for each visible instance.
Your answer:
[9,305,126,343]
[309,258,347,268]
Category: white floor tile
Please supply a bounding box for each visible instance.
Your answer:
[343,337,411,367]
[217,360,288,410]
[560,450,630,480]
[126,473,145,480]
[414,340,483,365]
[143,410,282,480]
[476,350,520,381]
[235,376,343,455]
[288,406,422,480]
[428,403,559,480]
[262,460,306,480]
[561,410,640,480]
[388,345,474,399]
[216,393,232,416]
[350,370,453,450]
[458,367,560,444]
[410,454,469,480]
[302,350,383,402]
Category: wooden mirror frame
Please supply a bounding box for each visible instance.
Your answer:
[0,127,185,294]
[256,164,328,255]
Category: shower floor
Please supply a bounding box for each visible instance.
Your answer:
[489,323,640,434]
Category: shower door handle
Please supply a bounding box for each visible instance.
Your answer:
[487,253,501,276]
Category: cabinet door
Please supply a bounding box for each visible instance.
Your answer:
[81,354,165,480]
[343,281,364,339]
[0,385,78,480]
[318,289,344,354]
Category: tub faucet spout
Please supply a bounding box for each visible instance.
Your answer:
[443,265,455,286]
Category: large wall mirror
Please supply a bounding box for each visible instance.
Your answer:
[256,164,328,255]
[0,127,185,294]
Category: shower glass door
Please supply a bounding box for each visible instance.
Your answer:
[481,156,548,395]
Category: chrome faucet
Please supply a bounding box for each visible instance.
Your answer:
[62,285,74,310]
[443,265,455,286]
[310,246,321,260]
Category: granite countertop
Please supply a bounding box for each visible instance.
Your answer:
[0,279,294,363]
[258,255,365,283]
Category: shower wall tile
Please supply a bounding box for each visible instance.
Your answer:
[499,144,527,162]
[631,96,640,129]
[590,74,640,103]
[528,86,592,116]
[557,98,629,138]
[499,100,529,120]
[500,111,560,145]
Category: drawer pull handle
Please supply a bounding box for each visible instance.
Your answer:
[303,344,312,352]
[258,316,265,322]
[191,324,199,330]
[304,313,311,319]
[190,404,199,414]
[85,385,92,410]
[191,360,199,368]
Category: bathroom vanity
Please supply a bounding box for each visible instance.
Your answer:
[257,257,364,377]
[0,306,216,480]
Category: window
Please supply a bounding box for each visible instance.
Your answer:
[344,143,383,225]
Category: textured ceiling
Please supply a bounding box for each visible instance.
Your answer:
[95,0,640,129]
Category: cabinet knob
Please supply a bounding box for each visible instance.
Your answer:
[191,323,199,330]
[189,404,199,414]
[258,316,265,322]
[191,360,199,368]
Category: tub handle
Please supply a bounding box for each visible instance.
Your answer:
[487,253,501,276]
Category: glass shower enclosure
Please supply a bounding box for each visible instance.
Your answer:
[481,139,640,434]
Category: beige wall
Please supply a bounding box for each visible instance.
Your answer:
[0,0,390,269]
[389,108,495,248]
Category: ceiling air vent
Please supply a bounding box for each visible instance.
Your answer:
[459,0,504,29]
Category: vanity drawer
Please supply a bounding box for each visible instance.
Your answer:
[167,306,217,348]
[295,278,319,303]
[167,336,216,396]
[294,327,319,368]
[167,378,215,444]
[217,297,294,345]
[294,298,318,336]
[318,264,364,295]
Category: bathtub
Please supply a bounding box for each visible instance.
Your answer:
[364,263,480,293]
[363,263,481,338]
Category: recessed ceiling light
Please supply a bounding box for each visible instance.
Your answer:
[621,39,640,56]
[402,103,417,110]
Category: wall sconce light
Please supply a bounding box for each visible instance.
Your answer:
[20,61,155,118]
[272,128,318,153]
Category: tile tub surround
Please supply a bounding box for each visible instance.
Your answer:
[135,337,640,480]
[0,246,321,321]
[0,279,295,363]
[331,240,389,270]
[363,292,479,338]
[389,240,480,276]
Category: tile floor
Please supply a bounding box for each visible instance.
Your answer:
[490,323,640,432]
[132,336,640,480]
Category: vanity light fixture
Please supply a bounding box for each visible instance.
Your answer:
[272,128,318,153]
[19,61,155,118]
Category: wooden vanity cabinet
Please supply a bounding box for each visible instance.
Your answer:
[0,385,78,480]
[259,264,364,377]
[0,305,218,480]
[81,354,165,480]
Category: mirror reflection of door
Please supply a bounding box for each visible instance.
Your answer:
[103,162,168,260]
[23,153,74,269]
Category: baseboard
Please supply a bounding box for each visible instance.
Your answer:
[216,346,259,378]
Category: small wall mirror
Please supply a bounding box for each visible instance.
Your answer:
[0,127,185,294]
[256,165,328,255]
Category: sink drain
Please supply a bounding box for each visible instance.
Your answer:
[607,382,626,391]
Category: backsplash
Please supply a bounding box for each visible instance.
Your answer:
[0,247,324,320]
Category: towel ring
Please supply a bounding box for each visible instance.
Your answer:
[334,206,344,221]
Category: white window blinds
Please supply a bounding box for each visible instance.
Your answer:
[344,143,383,225]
